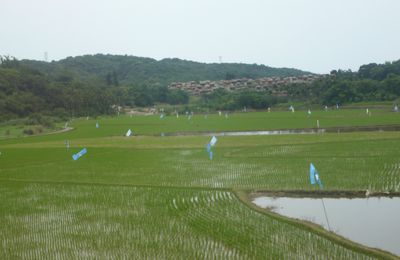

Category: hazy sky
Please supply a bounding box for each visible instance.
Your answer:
[1,0,400,73]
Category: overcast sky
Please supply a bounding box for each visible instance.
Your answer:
[1,0,400,73]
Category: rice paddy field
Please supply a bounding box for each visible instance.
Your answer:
[1,109,399,259]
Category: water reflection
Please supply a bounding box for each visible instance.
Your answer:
[253,196,400,256]
[214,129,324,136]
[166,124,400,137]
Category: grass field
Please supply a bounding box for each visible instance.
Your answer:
[1,109,399,259]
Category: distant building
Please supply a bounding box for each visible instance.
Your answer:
[168,74,325,96]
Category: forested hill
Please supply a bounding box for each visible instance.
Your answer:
[21,54,311,86]
[3,54,399,123]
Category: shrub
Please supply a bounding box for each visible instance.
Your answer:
[23,128,34,135]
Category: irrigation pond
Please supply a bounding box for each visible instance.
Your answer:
[252,195,400,256]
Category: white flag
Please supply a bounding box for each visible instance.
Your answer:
[210,136,218,146]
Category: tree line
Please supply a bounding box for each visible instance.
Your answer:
[195,60,400,110]
[1,55,399,123]
[0,56,188,122]
[286,60,400,105]
[21,54,309,87]
[199,88,283,111]
[1,54,309,122]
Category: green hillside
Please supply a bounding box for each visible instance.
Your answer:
[21,54,311,86]
[2,55,400,124]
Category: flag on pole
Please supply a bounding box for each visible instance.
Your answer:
[65,140,70,151]
[310,163,316,185]
[72,148,87,161]
[206,137,217,160]
[310,163,323,188]
[210,136,217,146]
[206,143,211,153]
[126,129,132,137]
[309,163,331,230]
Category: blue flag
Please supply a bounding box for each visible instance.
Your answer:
[310,163,323,188]
[72,148,87,161]
[206,137,218,160]
[206,142,215,160]
[206,143,211,153]
[310,163,316,184]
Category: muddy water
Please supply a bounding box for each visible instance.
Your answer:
[252,196,400,256]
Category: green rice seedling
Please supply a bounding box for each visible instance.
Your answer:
[0,182,377,259]
[1,110,399,258]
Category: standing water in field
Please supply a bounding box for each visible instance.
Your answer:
[252,196,400,256]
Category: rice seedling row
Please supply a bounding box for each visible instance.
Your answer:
[0,182,374,259]
[1,110,399,258]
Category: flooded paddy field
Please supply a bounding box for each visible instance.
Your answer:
[253,195,400,256]
[1,111,400,258]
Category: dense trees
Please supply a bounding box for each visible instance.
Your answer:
[0,56,190,121]
[287,61,400,105]
[20,54,309,87]
[0,68,100,121]
[199,59,399,109]
[1,54,307,122]
[167,89,189,105]
[200,89,280,111]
